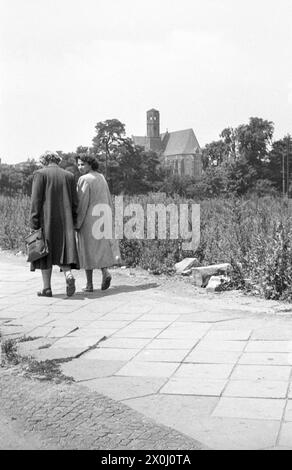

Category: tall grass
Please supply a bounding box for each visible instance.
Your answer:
[0,195,31,251]
[1,193,292,300]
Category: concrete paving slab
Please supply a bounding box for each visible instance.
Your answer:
[46,326,80,338]
[145,338,199,350]
[212,397,285,420]
[252,328,292,341]
[99,312,144,321]
[238,353,292,366]
[27,325,54,337]
[88,320,131,329]
[160,377,227,396]
[148,305,197,315]
[138,314,180,322]
[109,304,153,314]
[177,313,243,323]
[17,337,55,355]
[204,330,252,341]
[223,380,289,399]
[31,347,91,361]
[284,400,292,421]
[134,349,189,363]
[51,335,105,349]
[60,358,126,381]
[84,348,140,361]
[0,325,26,336]
[194,340,247,352]
[184,417,280,450]
[67,327,117,337]
[83,376,166,401]
[99,337,151,349]
[230,365,291,381]
[245,341,292,353]
[113,328,162,339]
[116,361,179,378]
[278,423,292,448]
[66,311,109,321]
[184,350,241,364]
[74,301,128,314]
[124,393,280,449]
[211,319,267,331]
[119,321,173,330]
[174,363,234,380]
[124,394,218,419]
[170,321,211,331]
[157,329,208,340]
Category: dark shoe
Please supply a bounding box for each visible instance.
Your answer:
[82,285,93,293]
[66,275,76,297]
[101,275,111,291]
[37,288,52,297]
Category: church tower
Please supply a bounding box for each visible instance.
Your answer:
[146,109,162,152]
[147,109,160,137]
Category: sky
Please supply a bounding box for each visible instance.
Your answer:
[0,0,292,163]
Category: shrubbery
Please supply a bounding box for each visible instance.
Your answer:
[1,193,292,301]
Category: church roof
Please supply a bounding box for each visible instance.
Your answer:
[132,128,201,156]
[161,129,200,157]
[132,136,148,147]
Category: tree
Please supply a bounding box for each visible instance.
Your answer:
[235,117,274,167]
[266,135,292,194]
[114,140,163,194]
[92,119,126,181]
[224,157,257,196]
[220,127,238,160]
[202,140,229,169]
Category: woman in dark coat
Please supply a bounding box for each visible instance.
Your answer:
[30,151,79,297]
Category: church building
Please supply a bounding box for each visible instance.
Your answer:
[132,109,202,179]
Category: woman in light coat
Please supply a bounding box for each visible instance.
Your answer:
[76,155,120,292]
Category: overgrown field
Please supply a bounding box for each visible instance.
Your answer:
[1,193,292,301]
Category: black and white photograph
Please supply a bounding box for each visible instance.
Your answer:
[0,0,292,453]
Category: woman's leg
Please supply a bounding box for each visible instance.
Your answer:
[37,268,53,296]
[41,268,52,289]
[101,267,110,279]
[61,265,76,297]
[101,267,111,290]
[85,269,93,289]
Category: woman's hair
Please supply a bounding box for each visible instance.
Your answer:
[78,155,99,171]
[39,151,61,166]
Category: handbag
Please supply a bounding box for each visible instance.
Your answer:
[24,228,49,263]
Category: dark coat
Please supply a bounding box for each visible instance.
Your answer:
[30,165,79,270]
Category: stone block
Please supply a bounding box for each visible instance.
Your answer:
[175,258,200,275]
[206,275,228,293]
[192,263,231,287]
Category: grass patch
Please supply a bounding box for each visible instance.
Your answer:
[0,338,73,383]
[18,335,41,343]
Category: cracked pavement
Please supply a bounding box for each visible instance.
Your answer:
[1,251,292,449]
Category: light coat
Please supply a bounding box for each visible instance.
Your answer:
[76,172,120,269]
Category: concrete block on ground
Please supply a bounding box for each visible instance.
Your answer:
[192,263,231,287]
[206,275,229,293]
[175,258,200,275]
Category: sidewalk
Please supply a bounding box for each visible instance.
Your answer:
[1,251,292,450]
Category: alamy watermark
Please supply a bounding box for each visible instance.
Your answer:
[91,196,200,251]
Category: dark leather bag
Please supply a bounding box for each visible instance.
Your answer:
[24,228,49,262]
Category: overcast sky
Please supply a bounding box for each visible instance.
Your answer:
[1,0,292,163]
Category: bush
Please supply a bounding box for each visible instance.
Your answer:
[0,195,30,250]
[2,193,292,300]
